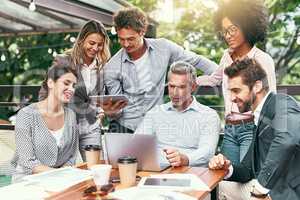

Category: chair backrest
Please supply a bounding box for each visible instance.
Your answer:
[0,130,16,176]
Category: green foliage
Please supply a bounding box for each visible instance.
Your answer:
[157,0,300,107]
[157,1,225,106]
[156,0,300,84]
[0,33,76,86]
[127,0,158,12]
[1,0,299,121]
[0,33,76,120]
[265,0,300,83]
[108,33,121,55]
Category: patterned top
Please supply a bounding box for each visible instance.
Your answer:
[39,54,103,149]
[11,104,79,182]
[135,97,221,167]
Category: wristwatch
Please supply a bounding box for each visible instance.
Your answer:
[250,191,269,198]
[250,186,269,198]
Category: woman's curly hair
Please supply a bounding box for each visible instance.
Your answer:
[214,0,269,46]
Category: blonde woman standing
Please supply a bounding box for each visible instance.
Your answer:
[41,20,111,164]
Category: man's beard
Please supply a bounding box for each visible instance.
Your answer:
[239,92,256,113]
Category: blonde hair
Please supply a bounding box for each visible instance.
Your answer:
[70,20,110,70]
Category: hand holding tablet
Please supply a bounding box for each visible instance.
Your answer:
[90,95,129,105]
[90,95,128,116]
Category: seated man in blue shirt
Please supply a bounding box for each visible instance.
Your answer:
[135,61,220,167]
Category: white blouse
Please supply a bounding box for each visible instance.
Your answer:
[81,58,99,95]
[49,125,65,146]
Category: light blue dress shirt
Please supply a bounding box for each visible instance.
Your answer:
[135,97,221,167]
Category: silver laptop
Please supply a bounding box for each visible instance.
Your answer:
[104,133,170,171]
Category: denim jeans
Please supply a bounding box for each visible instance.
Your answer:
[221,121,255,165]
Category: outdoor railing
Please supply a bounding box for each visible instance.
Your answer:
[1,84,300,130]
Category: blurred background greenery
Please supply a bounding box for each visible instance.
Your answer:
[0,0,299,120]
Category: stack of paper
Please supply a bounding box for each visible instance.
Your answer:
[0,181,49,200]
[22,167,92,192]
[0,167,92,199]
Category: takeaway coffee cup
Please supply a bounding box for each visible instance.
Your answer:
[84,145,101,169]
[90,164,112,186]
[118,156,138,187]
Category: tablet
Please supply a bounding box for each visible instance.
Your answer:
[89,95,128,104]
[140,177,191,187]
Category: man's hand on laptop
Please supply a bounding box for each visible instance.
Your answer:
[208,153,231,170]
[164,148,189,167]
[101,98,127,117]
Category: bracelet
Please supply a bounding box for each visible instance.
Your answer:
[84,145,101,151]
[250,191,269,198]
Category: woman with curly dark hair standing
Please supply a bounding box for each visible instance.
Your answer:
[198,0,276,164]
[197,0,277,199]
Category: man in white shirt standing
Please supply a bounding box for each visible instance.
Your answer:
[209,58,300,200]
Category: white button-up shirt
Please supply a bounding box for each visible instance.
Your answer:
[81,58,99,95]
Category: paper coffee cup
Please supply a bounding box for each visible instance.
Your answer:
[84,145,101,169]
[118,156,137,187]
[90,164,112,186]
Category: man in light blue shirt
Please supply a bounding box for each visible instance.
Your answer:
[103,7,218,133]
[135,61,220,167]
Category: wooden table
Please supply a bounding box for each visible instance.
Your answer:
[46,165,226,200]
